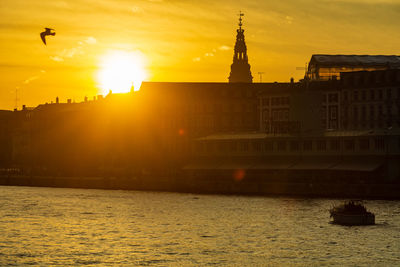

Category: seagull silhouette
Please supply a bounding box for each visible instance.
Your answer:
[40,28,56,45]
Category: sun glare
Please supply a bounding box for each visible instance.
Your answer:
[97,50,147,95]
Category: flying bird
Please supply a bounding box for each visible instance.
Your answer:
[40,28,56,45]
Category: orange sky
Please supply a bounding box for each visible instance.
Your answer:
[1,0,400,110]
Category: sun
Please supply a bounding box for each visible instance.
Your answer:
[97,50,147,95]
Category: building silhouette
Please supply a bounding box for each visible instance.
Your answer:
[228,12,253,83]
[306,54,400,81]
[1,15,400,197]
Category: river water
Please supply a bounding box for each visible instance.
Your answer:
[0,186,399,266]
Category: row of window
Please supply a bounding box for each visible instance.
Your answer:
[261,97,290,106]
[342,87,399,102]
[262,108,290,121]
[343,104,397,120]
[197,138,390,153]
[221,88,255,98]
[343,71,400,86]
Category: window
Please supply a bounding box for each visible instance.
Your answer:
[290,141,299,151]
[329,94,338,103]
[354,91,359,101]
[217,142,224,152]
[263,110,269,121]
[322,107,327,128]
[362,90,366,101]
[359,139,370,150]
[262,97,269,106]
[197,142,205,153]
[374,138,385,151]
[343,107,349,119]
[283,110,289,120]
[387,106,392,117]
[303,140,313,151]
[370,90,375,100]
[264,142,273,151]
[330,106,338,120]
[353,106,359,121]
[369,105,375,119]
[240,141,248,151]
[378,89,383,100]
[344,140,355,151]
[343,91,348,101]
[277,141,286,151]
[387,88,392,99]
[317,140,326,151]
[252,140,262,152]
[361,106,366,121]
[330,139,340,151]
[230,142,237,152]
[375,73,382,83]
[206,142,213,152]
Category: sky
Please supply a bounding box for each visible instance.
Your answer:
[0,0,400,110]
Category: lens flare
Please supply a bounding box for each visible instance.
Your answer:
[233,169,246,181]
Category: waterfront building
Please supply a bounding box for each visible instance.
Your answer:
[3,15,400,184]
[0,110,13,167]
[340,69,400,130]
[306,54,400,81]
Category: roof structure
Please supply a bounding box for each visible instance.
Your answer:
[309,54,400,67]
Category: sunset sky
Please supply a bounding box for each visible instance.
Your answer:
[1,0,400,110]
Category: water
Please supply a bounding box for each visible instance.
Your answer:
[0,186,399,266]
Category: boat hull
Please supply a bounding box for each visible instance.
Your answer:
[331,213,375,226]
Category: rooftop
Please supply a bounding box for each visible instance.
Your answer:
[310,54,400,67]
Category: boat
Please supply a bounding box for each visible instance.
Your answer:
[330,201,375,226]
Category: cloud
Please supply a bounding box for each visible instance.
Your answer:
[50,36,97,62]
[218,45,231,51]
[285,16,293,24]
[50,56,64,62]
[84,36,97,44]
[131,6,144,13]
[24,76,39,84]
[194,45,229,62]
[22,70,46,85]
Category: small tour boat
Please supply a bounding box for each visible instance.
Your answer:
[330,201,375,226]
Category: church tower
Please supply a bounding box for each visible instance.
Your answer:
[228,12,253,83]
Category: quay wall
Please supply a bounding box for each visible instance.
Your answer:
[0,175,399,199]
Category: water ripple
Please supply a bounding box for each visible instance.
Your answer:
[0,186,399,266]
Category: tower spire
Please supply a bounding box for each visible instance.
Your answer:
[238,11,243,29]
[228,12,253,83]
